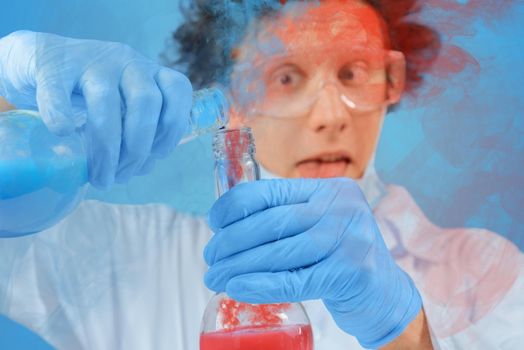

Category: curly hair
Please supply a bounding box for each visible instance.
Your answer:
[164,0,441,94]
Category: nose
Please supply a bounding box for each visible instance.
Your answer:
[306,83,350,134]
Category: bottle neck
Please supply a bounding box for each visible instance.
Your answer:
[213,127,260,197]
[181,88,229,144]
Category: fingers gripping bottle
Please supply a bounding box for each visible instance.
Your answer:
[0,88,228,237]
[200,127,313,350]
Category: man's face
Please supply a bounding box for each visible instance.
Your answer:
[231,0,405,179]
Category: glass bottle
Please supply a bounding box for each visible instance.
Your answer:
[200,127,313,350]
[0,88,228,237]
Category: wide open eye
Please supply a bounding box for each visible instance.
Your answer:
[278,73,294,85]
[338,62,370,86]
[267,64,305,92]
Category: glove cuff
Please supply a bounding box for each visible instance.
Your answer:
[360,271,423,349]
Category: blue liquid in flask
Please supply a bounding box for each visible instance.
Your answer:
[0,88,228,237]
[0,110,87,237]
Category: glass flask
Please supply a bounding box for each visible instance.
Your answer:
[200,127,313,350]
[0,88,228,237]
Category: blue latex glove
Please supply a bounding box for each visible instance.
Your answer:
[0,31,192,188]
[205,178,422,349]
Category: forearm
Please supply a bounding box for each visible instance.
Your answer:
[380,309,433,350]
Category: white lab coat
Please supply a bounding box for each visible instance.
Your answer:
[0,166,522,350]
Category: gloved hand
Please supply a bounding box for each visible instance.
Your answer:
[0,30,192,188]
[205,178,422,349]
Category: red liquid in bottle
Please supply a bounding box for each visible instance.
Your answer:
[200,324,314,350]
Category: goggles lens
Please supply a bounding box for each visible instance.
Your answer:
[230,47,391,119]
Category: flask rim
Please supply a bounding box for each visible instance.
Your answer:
[0,109,40,118]
[213,127,256,159]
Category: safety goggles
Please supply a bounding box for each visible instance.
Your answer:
[229,47,393,119]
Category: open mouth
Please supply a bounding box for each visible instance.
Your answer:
[296,153,351,178]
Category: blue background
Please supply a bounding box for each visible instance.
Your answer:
[1,0,523,348]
